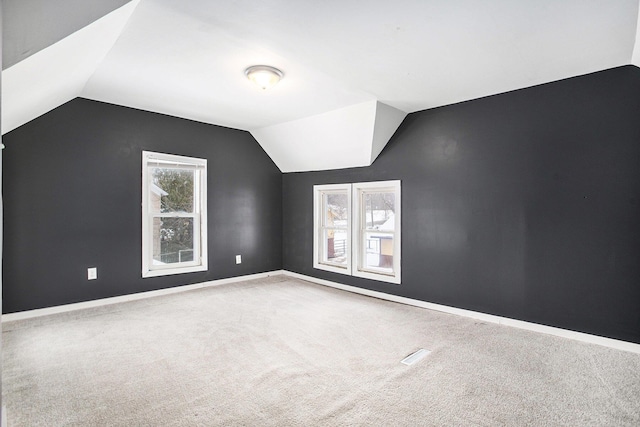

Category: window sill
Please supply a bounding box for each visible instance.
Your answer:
[313,262,351,276]
[142,264,207,278]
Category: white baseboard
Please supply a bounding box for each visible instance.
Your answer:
[283,271,640,355]
[2,270,285,322]
[4,269,639,355]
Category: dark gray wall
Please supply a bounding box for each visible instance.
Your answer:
[3,67,639,345]
[283,66,640,344]
[2,0,131,68]
[2,98,282,313]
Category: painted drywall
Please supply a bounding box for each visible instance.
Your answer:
[250,100,406,172]
[633,2,640,67]
[283,66,640,344]
[2,0,132,68]
[370,102,407,164]
[1,0,139,135]
[2,98,282,313]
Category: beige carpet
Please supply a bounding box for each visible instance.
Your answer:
[3,275,640,426]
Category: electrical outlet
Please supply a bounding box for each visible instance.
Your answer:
[235,255,242,264]
[87,267,98,280]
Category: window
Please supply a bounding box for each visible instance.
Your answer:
[314,180,401,284]
[142,151,207,277]
[313,184,352,275]
[352,181,401,283]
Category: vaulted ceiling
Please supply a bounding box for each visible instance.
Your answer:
[3,0,640,172]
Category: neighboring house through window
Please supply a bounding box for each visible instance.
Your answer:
[314,180,401,284]
[142,151,207,277]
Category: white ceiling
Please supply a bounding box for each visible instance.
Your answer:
[3,0,640,171]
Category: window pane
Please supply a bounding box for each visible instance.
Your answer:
[322,228,349,266]
[152,217,194,265]
[150,168,195,213]
[362,231,394,273]
[363,192,395,231]
[323,192,348,226]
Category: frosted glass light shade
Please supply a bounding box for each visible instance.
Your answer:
[245,65,284,90]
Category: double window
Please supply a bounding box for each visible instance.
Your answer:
[142,151,207,277]
[314,180,401,284]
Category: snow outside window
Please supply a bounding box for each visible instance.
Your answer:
[142,151,207,278]
[313,180,401,284]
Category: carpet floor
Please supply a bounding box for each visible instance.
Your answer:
[3,275,640,426]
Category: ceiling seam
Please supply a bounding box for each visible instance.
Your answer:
[78,0,142,97]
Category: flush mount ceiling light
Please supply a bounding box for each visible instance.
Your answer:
[245,65,284,90]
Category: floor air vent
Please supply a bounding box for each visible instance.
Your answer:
[401,348,431,366]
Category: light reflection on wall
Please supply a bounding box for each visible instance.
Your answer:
[235,188,258,252]
[427,138,459,164]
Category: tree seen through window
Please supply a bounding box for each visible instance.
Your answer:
[153,168,195,263]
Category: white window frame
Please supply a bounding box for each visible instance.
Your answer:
[313,180,401,284]
[313,184,352,275]
[352,180,401,284]
[142,151,208,278]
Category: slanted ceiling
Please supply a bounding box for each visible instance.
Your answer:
[3,0,640,172]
